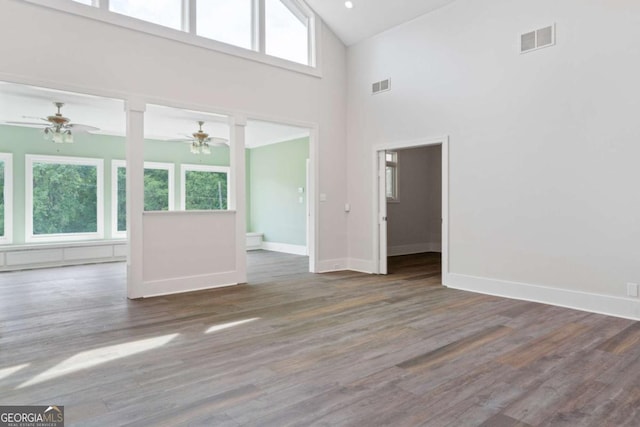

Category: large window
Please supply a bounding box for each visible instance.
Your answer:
[110,0,183,31]
[25,0,316,68]
[0,154,12,244]
[180,165,229,210]
[196,0,252,49]
[112,161,175,237]
[265,0,309,65]
[26,155,104,242]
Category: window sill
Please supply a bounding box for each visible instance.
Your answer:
[0,239,125,252]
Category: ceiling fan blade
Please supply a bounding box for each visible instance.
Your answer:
[4,121,48,127]
[68,123,100,132]
[22,116,48,121]
[208,137,229,146]
[166,138,192,143]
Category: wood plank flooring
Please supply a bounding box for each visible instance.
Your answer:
[0,252,639,426]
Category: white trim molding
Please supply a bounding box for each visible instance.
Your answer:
[316,258,348,273]
[261,241,307,256]
[445,273,640,321]
[142,271,239,298]
[0,153,13,245]
[372,135,450,278]
[347,258,375,274]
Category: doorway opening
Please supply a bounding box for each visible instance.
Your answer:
[245,119,314,283]
[373,137,449,280]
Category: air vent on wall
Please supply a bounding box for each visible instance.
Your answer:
[521,24,555,54]
[372,78,391,95]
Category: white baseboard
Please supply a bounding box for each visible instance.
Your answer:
[445,273,640,321]
[142,271,239,298]
[348,258,375,274]
[317,258,349,273]
[261,241,308,256]
[388,242,441,257]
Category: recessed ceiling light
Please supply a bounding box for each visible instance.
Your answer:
[345,1,354,9]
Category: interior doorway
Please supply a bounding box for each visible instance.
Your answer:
[245,119,315,282]
[373,137,449,277]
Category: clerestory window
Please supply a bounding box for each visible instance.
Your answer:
[52,0,317,68]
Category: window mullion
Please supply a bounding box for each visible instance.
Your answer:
[185,0,196,34]
[258,0,266,54]
[99,0,108,11]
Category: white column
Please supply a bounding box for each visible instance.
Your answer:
[230,115,247,284]
[125,99,146,299]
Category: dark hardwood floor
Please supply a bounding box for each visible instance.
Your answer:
[0,252,639,426]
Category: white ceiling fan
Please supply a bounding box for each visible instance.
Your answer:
[170,121,229,155]
[6,102,99,143]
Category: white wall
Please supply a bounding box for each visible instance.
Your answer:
[0,1,348,273]
[347,0,640,317]
[387,145,441,255]
[142,211,237,296]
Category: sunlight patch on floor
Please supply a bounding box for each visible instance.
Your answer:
[17,334,179,389]
[205,318,260,334]
[0,363,29,381]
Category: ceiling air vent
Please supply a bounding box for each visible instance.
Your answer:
[521,24,555,53]
[372,78,391,95]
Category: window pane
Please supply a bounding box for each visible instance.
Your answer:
[144,169,170,211]
[72,0,94,5]
[185,171,227,210]
[117,167,127,232]
[32,163,97,235]
[385,166,394,199]
[110,0,182,30]
[0,161,4,237]
[196,0,252,49]
[117,167,171,231]
[265,0,309,65]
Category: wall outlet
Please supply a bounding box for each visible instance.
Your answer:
[627,282,639,298]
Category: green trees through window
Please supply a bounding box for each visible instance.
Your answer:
[32,163,98,234]
[185,170,227,210]
[116,166,171,232]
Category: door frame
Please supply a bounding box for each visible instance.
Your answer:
[372,136,449,279]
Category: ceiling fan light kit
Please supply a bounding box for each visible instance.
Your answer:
[43,102,75,144]
[7,101,99,144]
[180,121,228,155]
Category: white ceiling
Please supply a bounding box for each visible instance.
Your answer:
[0,82,308,148]
[305,0,458,46]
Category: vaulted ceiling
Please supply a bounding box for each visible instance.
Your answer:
[306,0,459,46]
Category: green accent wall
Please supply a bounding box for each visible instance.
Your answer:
[0,125,229,244]
[247,137,309,246]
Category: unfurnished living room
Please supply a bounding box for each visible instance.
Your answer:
[0,0,639,426]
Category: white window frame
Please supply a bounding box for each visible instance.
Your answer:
[386,151,399,202]
[111,160,176,238]
[22,0,319,75]
[0,153,13,244]
[26,154,104,243]
[180,164,230,210]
